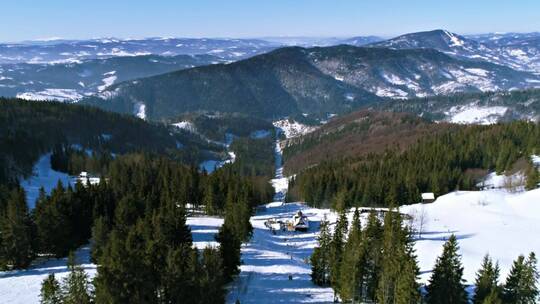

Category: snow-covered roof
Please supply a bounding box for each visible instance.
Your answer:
[421,192,435,200]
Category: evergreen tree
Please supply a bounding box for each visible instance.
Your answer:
[199,247,226,304]
[161,245,199,304]
[34,181,73,257]
[525,161,539,190]
[338,208,364,302]
[40,273,62,304]
[61,262,92,304]
[329,210,348,301]
[94,222,156,303]
[503,252,539,304]
[360,211,383,302]
[426,235,468,304]
[311,217,332,286]
[90,216,109,263]
[376,210,420,304]
[482,289,503,304]
[473,254,501,304]
[0,187,34,269]
[216,223,241,282]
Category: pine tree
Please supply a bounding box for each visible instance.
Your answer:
[360,211,383,302]
[94,222,156,303]
[90,216,109,263]
[376,210,420,304]
[338,208,365,302]
[199,247,226,304]
[426,235,468,304]
[216,223,241,282]
[61,263,92,304]
[329,210,348,301]
[161,245,199,304]
[503,252,539,304]
[473,254,501,304]
[311,217,331,286]
[0,187,34,269]
[40,273,62,304]
[394,228,421,304]
[482,289,503,304]
[525,161,539,190]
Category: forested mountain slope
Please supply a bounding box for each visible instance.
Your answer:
[373,88,540,124]
[286,120,540,208]
[0,54,225,101]
[0,98,217,184]
[84,45,540,120]
[282,111,452,174]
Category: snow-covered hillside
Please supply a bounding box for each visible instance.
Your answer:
[20,154,73,209]
[400,189,540,285]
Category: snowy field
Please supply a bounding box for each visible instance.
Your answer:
[401,189,540,284]
[0,246,96,304]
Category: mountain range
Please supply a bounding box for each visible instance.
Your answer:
[3,30,540,122]
[84,45,540,120]
[369,29,540,73]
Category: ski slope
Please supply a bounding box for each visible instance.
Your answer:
[20,153,73,209]
[226,133,334,303]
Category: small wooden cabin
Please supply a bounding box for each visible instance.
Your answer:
[421,192,435,204]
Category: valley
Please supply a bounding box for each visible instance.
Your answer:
[1,7,540,302]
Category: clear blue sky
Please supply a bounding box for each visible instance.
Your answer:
[2,0,540,42]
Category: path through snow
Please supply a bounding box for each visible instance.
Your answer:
[226,132,334,303]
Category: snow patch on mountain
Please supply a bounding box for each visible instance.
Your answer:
[97,71,117,91]
[16,89,83,102]
[273,120,317,138]
[134,102,146,120]
[446,104,508,124]
[172,121,197,133]
[375,86,409,98]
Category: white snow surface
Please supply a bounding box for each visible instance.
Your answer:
[134,102,146,120]
[97,71,117,91]
[16,89,83,102]
[446,104,508,124]
[20,154,73,209]
[273,120,317,139]
[227,134,334,303]
[172,121,197,133]
[187,216,224,249]
[0,246,96,304]
[400,189,540,285]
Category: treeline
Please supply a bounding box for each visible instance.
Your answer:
[311,209,539,303]
[289,121,540,208]
[0,98,214,185]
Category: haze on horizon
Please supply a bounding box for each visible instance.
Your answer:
[2,0,540,42]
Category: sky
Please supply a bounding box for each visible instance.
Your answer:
[2,0,540,42]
